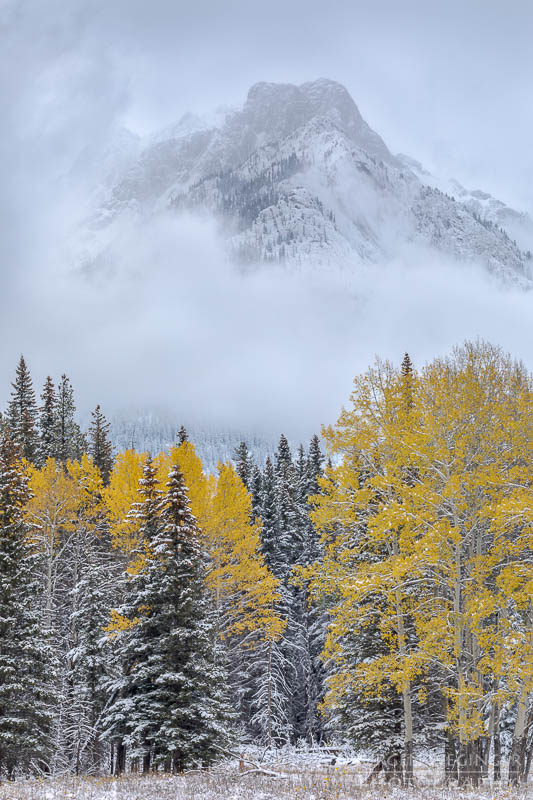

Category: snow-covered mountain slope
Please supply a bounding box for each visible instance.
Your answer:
[109,413,291,473]
[397,154,533,254]
[84,79,533,286]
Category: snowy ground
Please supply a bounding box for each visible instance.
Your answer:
[0,760,530,800]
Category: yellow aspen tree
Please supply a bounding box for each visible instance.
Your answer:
[205,462,285,642]
[167,442,216,531]
[25,458,80,627]
[308,342,532,786]
[126,441,285,646]
[309,357,426,785]
[103,450,145,553]
[412,343,532,784]
[162,442,284,643]
[66,453,108,595]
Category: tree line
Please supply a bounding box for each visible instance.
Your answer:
[0,342,531,787]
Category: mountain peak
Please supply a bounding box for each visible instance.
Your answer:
[243,81,313,140]
[299,78,364,127]
[243,78,393,163]
[88,77,532,288]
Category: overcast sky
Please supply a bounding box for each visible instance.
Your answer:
[5,0,532,205]
[1,0,532,437]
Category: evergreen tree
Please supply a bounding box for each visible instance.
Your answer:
[88,405,113,486]
[105,462,229,772]
[38,377,57,465]
[259,457,278,571]
[275,433,292,475]
[401,352,413,376]
[273,434,298,578]
[233,441,252,490]
[7,355,38,462]
[103,458,162,775]
[251,436,303,743]
[302,434,327,741]
[55,375,86,464]
[177,425,188,445]
[59,457,116,776]
[249,636,293,745]
[249,463,263,521]
[285,440,327,743]
[0,429,54,776]
[65,540,116,775]
[307,434,325,500]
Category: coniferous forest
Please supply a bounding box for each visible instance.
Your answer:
[0,341,532,788]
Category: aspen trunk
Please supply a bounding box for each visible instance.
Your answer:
[481,699,495,779]
[402,686,414,786]
[444,695,458,785]
[509,613,533,785]
[493,703,501,782]
[458,740,481,787]
[509,687,529,785]
[392,538,413,786]
[524,730,533,782]
[445,731,458,783]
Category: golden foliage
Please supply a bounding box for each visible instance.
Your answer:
[309,342,533,742]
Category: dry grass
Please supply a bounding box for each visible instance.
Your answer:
[0,767,530,800]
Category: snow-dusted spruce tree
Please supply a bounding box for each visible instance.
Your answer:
[247,434,330,745]
[248,449,292,744]
[7,355,38,463]
[233,441,253,490]
[249,462,263,521]
[37,376,57,466]
[103,457,163,774]
[104,460,230,773]
[274,435,300,580]
[88,405,113,486]
[291,438,327,743]
[258,456,278,570]
[54,374,87,464]
[66,538,116,775]
[0,427,54,777]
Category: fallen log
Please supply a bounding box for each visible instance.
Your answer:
[212,745,291,779]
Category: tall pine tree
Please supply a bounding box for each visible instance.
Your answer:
[0,429,54,776]
[233,441,252,490]
[88,405,113,486]
[105,462,229,772]
[38,377,57,466]
[7,355,38,463]
[55,375,87,464]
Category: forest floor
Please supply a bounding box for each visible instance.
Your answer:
[0,749,530,799]
[0,768,531,799]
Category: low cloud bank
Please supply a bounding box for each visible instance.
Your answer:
[1,211,531,439]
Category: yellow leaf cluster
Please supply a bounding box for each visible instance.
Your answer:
[309,343,533,743]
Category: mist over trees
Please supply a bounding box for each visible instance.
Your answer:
[0,343,531,787]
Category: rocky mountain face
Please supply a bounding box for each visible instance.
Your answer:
[84,79,533,287]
